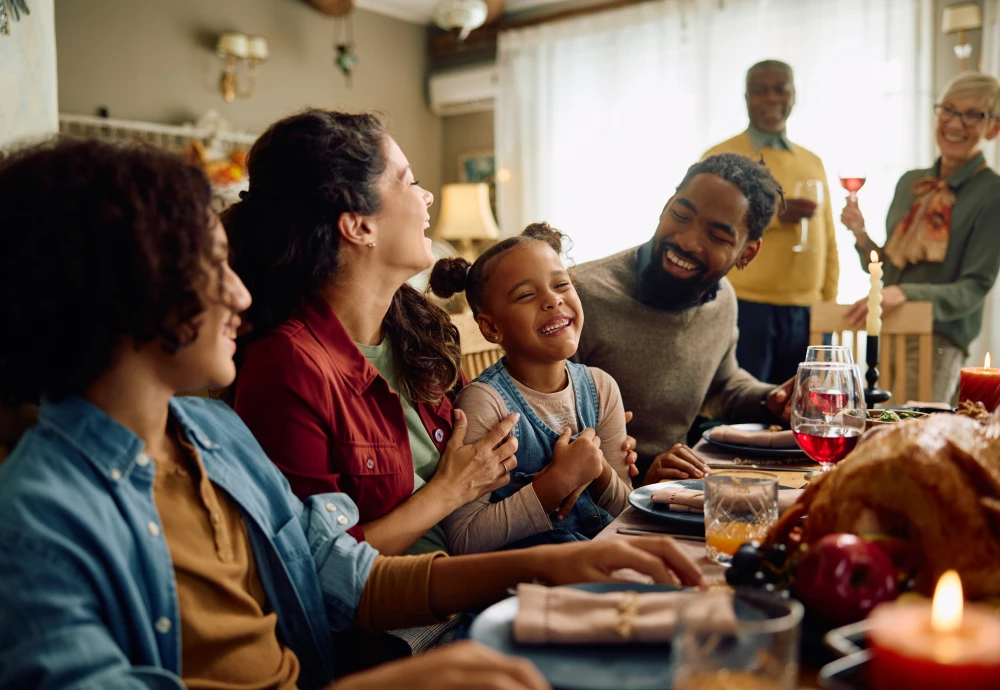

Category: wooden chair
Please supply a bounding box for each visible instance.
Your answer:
[808,301,934,403]
[451,310,503,380]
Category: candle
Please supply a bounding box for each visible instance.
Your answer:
[959,353,1000,413]
[866,250,883,336]
[868,570,1000,690]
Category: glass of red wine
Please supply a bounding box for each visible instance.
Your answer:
[839,168,867,202]
[791,362,866,471]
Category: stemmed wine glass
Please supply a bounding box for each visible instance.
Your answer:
[838,167,867,202]
[791,179,824,253]
[805,345,854,364]
[791,362,866,471]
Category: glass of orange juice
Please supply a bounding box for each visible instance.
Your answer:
[703,471,778,565]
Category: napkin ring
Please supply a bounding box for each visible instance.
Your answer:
[614,591,640,639]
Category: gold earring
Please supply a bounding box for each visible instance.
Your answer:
[368,241,376,248]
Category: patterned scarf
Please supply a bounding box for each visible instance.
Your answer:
[883,164,986,269]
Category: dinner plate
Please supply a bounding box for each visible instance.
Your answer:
[701,423,806,458]
[469,582,680,690]
[627,479,799,531]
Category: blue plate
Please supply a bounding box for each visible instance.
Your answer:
[469,583,679,690]
[701,423,805,458]
[628,479,706,530]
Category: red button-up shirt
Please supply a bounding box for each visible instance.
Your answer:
[233,300,456,542]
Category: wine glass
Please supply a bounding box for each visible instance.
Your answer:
[838,167,867,202]
[791,362,866,471]
[790,179,824,253]
[805,345,854,364]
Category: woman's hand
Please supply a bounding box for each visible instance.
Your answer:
[643,444,710,485]
[433,410,521,508]
[534,535,706,588]
[331,641,550,690]
[845,285,907,329]
[622,410,638,478]
[840,198,868,242]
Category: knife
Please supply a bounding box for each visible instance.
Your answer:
[707,463,819,475]
[616,527,705,541]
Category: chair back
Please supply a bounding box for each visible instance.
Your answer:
[451,310,503,380]
[808,301,934,402]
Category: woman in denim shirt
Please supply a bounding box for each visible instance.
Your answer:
[0,139,702,690]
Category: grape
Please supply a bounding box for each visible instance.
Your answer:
[731,542,763,572]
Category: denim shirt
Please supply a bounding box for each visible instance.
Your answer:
[0,395,378,690]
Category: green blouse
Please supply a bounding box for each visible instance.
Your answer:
[856,152,1000,353]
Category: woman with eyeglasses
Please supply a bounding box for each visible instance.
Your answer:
[841,72,1000,403]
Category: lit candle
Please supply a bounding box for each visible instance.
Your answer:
[959,353,1000,413]
[866,250,883,336]
[868,570,1000,690]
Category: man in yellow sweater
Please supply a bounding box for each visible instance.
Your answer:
[704,60,839,383]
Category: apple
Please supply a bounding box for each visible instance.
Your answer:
[793,533,898,626]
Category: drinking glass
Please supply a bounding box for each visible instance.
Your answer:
[838,167,867,202]
[805,345,854,364]
[673,589,804,690]
[703,471,778,566]
[791,362,866,471]
[790,179,824,253]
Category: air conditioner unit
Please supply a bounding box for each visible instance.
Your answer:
[428,64,498,117]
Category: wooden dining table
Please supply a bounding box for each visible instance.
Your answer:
[594,438,827,689]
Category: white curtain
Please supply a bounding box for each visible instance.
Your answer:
[496,0,934,304]
[968,0,1000,367]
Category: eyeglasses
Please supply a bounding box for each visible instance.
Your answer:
[934,104,999,127]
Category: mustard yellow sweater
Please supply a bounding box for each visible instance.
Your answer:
[703,131,839,306]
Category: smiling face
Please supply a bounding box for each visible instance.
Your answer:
[477,241,583,364]
[640,173,760,312]
[935,95,1000,164]
[157,218,252,393]
[746,66,795,134]
[368,136,435,278]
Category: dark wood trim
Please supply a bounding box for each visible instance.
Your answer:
[428,0,663,58]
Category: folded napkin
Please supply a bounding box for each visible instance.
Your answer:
[650,485,804,514]
[708,425,797,449]
[512,583,736,645]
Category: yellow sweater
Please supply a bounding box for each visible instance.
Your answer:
[703,131,839,306]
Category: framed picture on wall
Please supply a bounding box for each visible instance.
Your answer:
[458,149,497,222]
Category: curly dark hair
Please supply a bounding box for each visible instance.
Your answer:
[429,222,567,317]
[223,109,462,405]
[675,153,784,241]
[0,138,217,404]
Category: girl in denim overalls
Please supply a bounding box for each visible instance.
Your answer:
[430,223,634,554]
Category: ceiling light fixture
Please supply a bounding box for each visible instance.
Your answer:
[434,0,489,42]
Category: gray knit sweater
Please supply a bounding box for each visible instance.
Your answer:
[572,246,773,464]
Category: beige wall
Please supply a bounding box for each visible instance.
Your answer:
[54,0,442,220]
[440,110,495,184]
[1,0,58,148]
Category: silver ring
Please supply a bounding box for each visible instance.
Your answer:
[502,459,511,473]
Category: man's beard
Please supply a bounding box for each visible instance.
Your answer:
[637,240,727,313]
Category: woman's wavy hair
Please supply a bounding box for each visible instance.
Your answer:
[0,138,216,404]
[223,109,461,404]
[428,222,568,318]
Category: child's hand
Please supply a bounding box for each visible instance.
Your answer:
[551,427,604,487]
[622,410,638,478]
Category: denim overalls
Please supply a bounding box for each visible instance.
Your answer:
[475,359,614,547]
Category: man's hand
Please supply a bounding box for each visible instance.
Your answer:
[642,444,710,485]
[845,285,907,329]
[331,641,551,690]
[766,377,794,422]
[777,198,818,225]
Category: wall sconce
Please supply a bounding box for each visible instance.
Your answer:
[216,33,268,103]
[941,4,982,71]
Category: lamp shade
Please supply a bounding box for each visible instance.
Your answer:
[942,4,982,32]
[217,33,250,58]
[247,36,269,61]
[432,183,500,242]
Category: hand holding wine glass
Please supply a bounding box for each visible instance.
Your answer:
[791,362,866,471]
[790,179,823,253]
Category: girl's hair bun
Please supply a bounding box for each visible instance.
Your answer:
[429,256,472,299]
[521,221,565,255]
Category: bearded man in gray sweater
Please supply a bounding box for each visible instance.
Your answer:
[573,153,794,487]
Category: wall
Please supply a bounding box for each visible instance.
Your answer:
[54,0,442,219]
[0,0,58,148]
[440,110,494,184]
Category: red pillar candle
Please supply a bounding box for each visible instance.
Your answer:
[868,571,1000,690]
[959,353,1000,413]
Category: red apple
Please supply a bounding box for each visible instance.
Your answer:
[793,533,898,626]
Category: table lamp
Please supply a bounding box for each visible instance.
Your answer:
[432,183,500,261]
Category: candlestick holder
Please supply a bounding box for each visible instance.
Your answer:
[865,335,891,406]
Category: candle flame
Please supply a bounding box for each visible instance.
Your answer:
[870,250,878,263]
[987,353,992,369]
[931,570,963,634]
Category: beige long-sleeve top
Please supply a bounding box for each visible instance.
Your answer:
[444,366,632,554]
